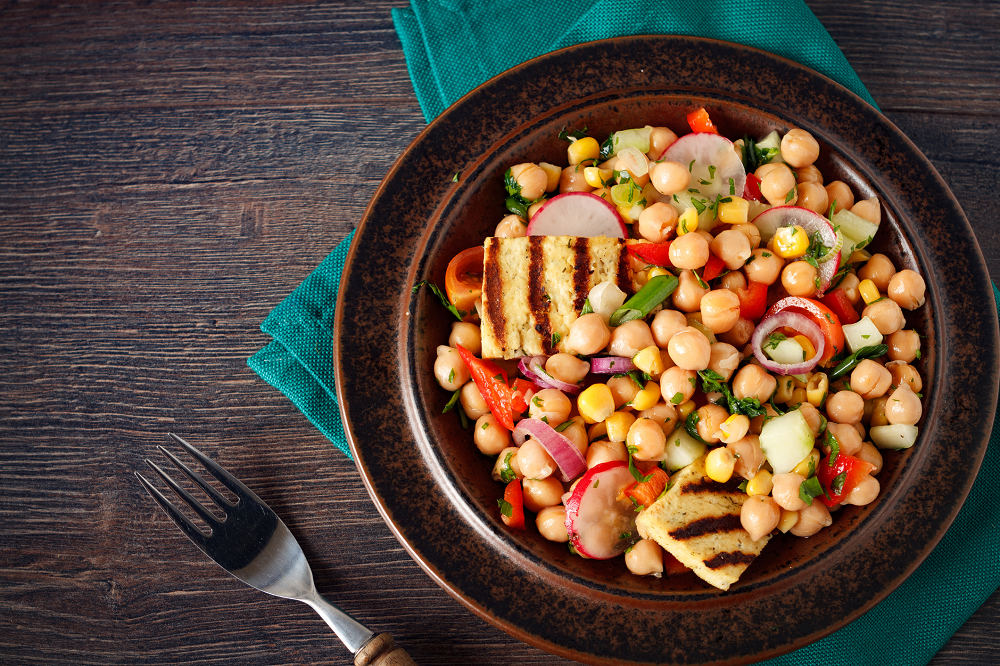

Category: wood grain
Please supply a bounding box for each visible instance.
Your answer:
[1,1,997,665]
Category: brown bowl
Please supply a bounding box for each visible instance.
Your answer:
[334,36,998,665]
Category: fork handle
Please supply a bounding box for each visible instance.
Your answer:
[354,633,416,666]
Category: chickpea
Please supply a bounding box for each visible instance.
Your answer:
[660,367,697,405]
[741,495,781,541]
[707,342,741,382]
[862,299,906,336]
[669,231,710,270]
[667,327,712,370]
[718,317,755,347]
[744,247,785,285]
[672,270,710,312]
[771,473,808,511]
[858,254,896,293]
[559,165,593,193]
[843,475,880,506]
[838,272,862,305]
[790,501,833,537]
[491,447,522,482]
[543,353,588,386]
[851,197,882,226]
[518,438,557,480]
[731,364,776,403]
[798,403,823,437]
[719,271,747,292]
[826,422,863,457]
[695,404,729,444]
[795,164,824,184]
[625,538,664,576]
[729,434,765,480]
[887,269,926,310]
[637,202,678,243]
[850,359,892,400]
[856,442,884,475]
[434,345,471,391]
[508,163,548,202]
[528,388,572,425]
[607,375,641,410]
[565,313,611,355]
[730,223,762,250]
[854,420,867,440]
[448,322,482,356]
[494,213,527,238]
[749,402,780,434]
[609,319,655,358]
[460,381,490,420]
[781,261,818,297]
[536,505,569,542]
[717,414,750,444]
[558,416,589,457]
[824,181,855,214]
[651,309,689,349]
[647,127,678,160]
[521,477,564,513]
[887,329,921,363]
[869,396,889,428]
[886,360,922,394]
[826,390,865,424]
[628,417,667,460]
[649,160,691,195]
[796,181,829,215]
[700,289,741,334]
[754,163,782,180]
[760,164,797,206]
[473,414,510,455]
[885,384,922,425]
[780,129,820,168]
[586,438,628,467]
[637,401,678,438]
[711,230,753,271]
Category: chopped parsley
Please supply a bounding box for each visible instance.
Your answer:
[671,391,685,404]
[499,451,517,483]
[497,498,513,517]
[798,476,826,506]
[626,445,655,483]
[740,134,780,173]
[831,471,847,496]
[442,389,461,413]
[698,369,767,418]
[412,280,465,321]
[555,420,574,433]
[558,125,589,142]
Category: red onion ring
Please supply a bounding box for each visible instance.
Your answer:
[589,356,634,374]
[512,418,587,482]
[517,356,584,394]
[751,311,825,375]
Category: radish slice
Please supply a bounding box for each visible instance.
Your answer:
[526,192,627,238]
[511,418,587,482]
[589,356,634,374]
[563,461,638,559]
[751,311,826,375]
[751,206,842,294]
[659,133,746,232]
[517,356,584,394]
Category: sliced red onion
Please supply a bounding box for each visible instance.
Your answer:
[517,356,584,394]
[751,311,826,376]
[589,356,634,374]
[512,418,587,482]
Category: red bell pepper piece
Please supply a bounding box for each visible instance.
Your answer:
[701,253,726,282]
[743,172,765,203]
[455,344,517,430]
[736,281,769,321]
[627,242,673,268]
[508,377,535,417]
[815,452,876,507]
[499,479,526,529]
[686,107,719,135]
[663,551,691,576]
[762,296,846,364]
[820,288,860,325]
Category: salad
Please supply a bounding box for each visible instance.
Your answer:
[419,109,927,590]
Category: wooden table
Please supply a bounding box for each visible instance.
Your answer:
[1,1,997,664]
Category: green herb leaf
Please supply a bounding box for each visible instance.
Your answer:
[412,280,464,321]
[829,344,890,381]
[798,476,825,506]
[442,389,461,413]
[626,444,655,483]
[505,196,528,218]
[581,298,594,315]
[610,274,679,327]
[499,451,516,483]
[831,471,847,495]
[497,498,513,517]
[684,411,711,444]
[671,392,685,404]
[558,125,589,142]
[555,420,574,433]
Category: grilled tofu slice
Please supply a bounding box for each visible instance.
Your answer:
[635,454,770,591]
[479,235,629,359]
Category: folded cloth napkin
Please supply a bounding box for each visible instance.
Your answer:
[249,1,1000,663]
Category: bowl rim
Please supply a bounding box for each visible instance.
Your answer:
[334,35,999,665]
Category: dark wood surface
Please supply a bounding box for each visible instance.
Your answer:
[1,1,997,665]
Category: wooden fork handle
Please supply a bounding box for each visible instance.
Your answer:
[354,633,417,666]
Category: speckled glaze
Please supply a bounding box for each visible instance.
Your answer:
[333,37,999,666]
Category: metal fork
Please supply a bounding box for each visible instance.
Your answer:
[136,433,416,666]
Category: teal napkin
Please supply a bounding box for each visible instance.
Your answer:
[249,2,1000,663]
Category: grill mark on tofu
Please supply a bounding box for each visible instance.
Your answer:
[681,477,745,496]
[668,514,743,541]
[573,237,591,312]
[483,239,506,352]
[527,236,551,355]
[703,551,757,569]
[616,241,631,292]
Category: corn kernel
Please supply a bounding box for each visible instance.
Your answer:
[583,166,613,188]
[647,266,670,280]
[605,411,636,442]
[849,248,872,264]
[773,225,809,258]
[538,162,562,192]
[587,421,609,441]
[790,387,808,405]
[567,137,600,165]
[791,448,821,478]
[792,335,816,362]
[632,346,665,376]
[806,372,829,407]
[746,469,774,497]
[676,399,696,420]
[792,374,809,389]
[717,414,750,444]
[717,196,750,225]
[775,376,795,403]
[630,381,661,411]
[616,203,644,224]
[578,383,615,424]
[777,508,799,533]
[705,447,736,483]
[677,208,699,234]
[859,278,881,305]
